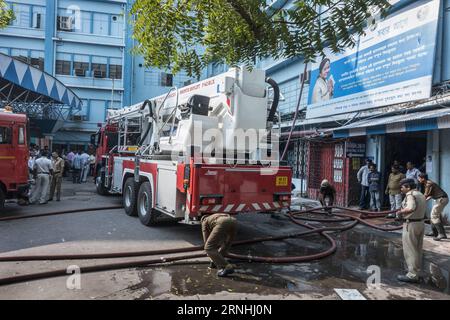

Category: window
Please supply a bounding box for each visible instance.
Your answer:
[18,127,25,145]
[109,58,122,79]
[30,51,44,70]
[93,13,109,35]
[74,11,91,34]
[56,53,71,75]
[70,99,89,121]
[161,72,173,87]
[56,60,71,75]
[73,55,89,77]
[0,127,12,144]
[32,7,45,29]
[110,14,123,37]
[11,49,29,64]
[92,56,107,78]
[11,4,31,28]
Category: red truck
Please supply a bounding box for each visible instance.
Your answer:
[0,111,29,209]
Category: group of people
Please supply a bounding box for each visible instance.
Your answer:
[65,150,96,184]
[28,147,65,205]
[26,145,97,205]
[356,158,448,241]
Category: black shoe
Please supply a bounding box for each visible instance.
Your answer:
[208,262,217,269]
[48,198,53,202]
[217,268,234,277]
[433,223,447,241]
[397,274,419,283]
[426,224,438,237]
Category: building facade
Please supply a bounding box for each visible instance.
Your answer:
[0,0,202,152]
[256,0,450,218]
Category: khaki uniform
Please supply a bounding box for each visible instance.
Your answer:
[49,157,64,201]
[423,180,448,224]
[401,190,427,279]
[201,213,237,269]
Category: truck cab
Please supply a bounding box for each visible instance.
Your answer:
[0,111,29,208]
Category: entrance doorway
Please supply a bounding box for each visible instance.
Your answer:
[384,132,427,174]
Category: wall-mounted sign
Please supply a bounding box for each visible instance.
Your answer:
[345,142,366,158]
[306,0,440,119]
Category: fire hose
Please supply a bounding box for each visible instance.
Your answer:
[0,206,403,286]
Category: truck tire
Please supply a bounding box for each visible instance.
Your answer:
[95,174,109,196]
[0,187,5,210]
[137,181,160,226]
[123,177,138,217]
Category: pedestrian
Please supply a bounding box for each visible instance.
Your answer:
[201,213,237,277]
[80,150,90,183]
[318,179,335,214]
[368,163,381,211]
[393,160,405,173]
[406,162,420,184]
[67,150,75,167]
[49,152,64,202]
[395,178,427,283]
[72,150,82,184]
[357,158,372,209]
[30,151,53,205]
[385,165,406,211]
[89,153,96,177]
[418,173,448,241]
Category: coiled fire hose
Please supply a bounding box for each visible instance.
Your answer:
[0,206,403,286]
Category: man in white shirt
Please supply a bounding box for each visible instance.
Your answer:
[357,158,373,209]
[80,151,90,183]
[30,152,54,204]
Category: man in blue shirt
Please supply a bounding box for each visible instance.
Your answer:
[72,151,82,184]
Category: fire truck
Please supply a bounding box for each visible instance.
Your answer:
[0,110,29,209]
[93,67,292,226]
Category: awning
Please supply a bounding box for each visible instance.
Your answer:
[0,52,82,109]
[333,107,450,138]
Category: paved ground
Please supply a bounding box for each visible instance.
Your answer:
[0,178,449,300]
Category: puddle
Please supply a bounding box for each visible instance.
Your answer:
[124,226,450,299]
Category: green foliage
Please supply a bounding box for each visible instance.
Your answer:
[131,0,390,77]
[0,0,14,29]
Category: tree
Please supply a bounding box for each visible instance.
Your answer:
[131,0,390,77]
[0,0,14,29]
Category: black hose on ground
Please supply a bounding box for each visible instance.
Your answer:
[0,205,404,286]
[0,205,123,222]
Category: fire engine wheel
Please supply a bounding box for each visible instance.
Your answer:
[123,177,138,217]
[95,175,108,196]
[137,181,160,226]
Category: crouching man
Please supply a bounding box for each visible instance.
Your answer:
[319,179,336,214]
[201,213,237,277]
[396,178,427,283]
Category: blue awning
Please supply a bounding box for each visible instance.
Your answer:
[0,52,82,110]
[333,107,450,138]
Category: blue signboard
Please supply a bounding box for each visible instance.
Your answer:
[306,0,440,119]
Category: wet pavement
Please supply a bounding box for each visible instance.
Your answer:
[0,179,449,300]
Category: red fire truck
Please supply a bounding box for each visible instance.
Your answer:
[93,67,292,226]
[0,110,29,209]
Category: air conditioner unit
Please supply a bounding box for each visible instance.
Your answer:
[93,69,106,78]
[75,68,86,77]
[58,16,73,31]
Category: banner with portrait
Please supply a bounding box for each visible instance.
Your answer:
[306,0,440,119]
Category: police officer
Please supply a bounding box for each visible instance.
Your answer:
[49,152,65,201]
[201,213,237,277]
[396,178,427,283]
[418,173,448,241]
[30,151,53,205]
